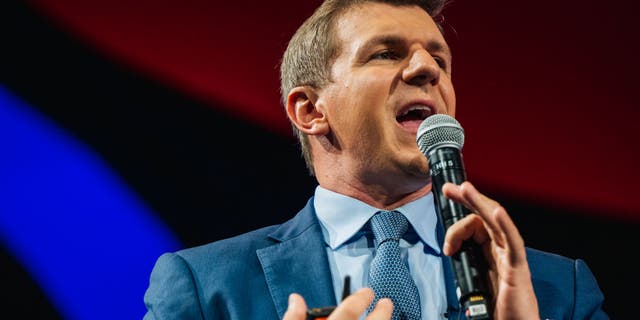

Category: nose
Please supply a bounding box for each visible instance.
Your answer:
[402,49,440,87]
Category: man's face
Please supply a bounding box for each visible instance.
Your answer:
[315,3,456,186]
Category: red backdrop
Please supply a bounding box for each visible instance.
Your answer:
[29,0,640,221]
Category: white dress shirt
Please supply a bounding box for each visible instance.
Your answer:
[313,186,448,320]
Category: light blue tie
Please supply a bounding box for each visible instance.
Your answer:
[368,210,421,320]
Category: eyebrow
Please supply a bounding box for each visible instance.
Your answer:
[356,34,451,59]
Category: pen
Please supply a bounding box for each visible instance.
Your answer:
[306,275,351,320]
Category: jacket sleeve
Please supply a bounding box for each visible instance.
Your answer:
[573,259,608,320]
[143,252,205,320]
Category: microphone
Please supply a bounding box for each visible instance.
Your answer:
[416,114,493,320]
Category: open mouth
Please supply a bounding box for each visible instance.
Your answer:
[396,105,433,130]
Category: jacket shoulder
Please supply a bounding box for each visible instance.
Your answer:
[177,224,280,264]
[144,224,284,320]
[526,247,608,319]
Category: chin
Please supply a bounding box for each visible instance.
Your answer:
[405,154,430,176]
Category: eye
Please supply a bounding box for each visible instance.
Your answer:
[370,50,399,60]
[433,56,448,69]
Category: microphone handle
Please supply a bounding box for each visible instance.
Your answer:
[429,147,493,320]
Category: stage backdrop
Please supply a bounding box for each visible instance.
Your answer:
[1,1,637,319]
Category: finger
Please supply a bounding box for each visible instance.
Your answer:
[492,205,526,263]
[444,182,511,250]
[365,298,393,320]
[444,182,500,221]
[442,182,474,209]
[455,182,509,243]
[442,182,502,247]
[442,214,488,256]
[328,288,375,320]
[283,293,308,320]
[459,182,526,259]
[458,182,503,227]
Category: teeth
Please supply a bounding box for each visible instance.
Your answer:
[400,105,432,117]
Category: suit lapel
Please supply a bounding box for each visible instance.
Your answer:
[435,208,464,319]
[257,199,336,318]
[442,254,464,319]
[257,196,464,319]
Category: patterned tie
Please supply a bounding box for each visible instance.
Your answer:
[367,210,421,320]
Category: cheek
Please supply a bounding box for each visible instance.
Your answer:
[441,80,456,117]
[340,76,389,118]
[323,70,394,143]
[323,87,365,141]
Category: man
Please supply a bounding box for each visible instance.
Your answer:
[143,1,607,319]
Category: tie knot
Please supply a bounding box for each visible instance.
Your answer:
[369,210,409,245]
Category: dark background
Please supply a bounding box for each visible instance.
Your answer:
[0,0,637,318]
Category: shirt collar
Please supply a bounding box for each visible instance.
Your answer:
[313,185,440,254]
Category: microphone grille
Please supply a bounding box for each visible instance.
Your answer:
[416,114,465,155]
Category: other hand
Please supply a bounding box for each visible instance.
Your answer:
[283,287,393,320]
[442,181,540,320]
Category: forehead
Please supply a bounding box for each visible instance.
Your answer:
[334,3,448,55]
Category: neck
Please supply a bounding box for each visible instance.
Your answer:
[317,176,432,210]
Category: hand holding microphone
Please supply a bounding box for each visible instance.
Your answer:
[417,115,539,319]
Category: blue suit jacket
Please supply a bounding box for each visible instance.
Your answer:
[143,198,608,319]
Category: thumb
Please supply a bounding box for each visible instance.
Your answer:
[283,293,308,320]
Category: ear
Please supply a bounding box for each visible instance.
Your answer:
[285,86,329,136]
